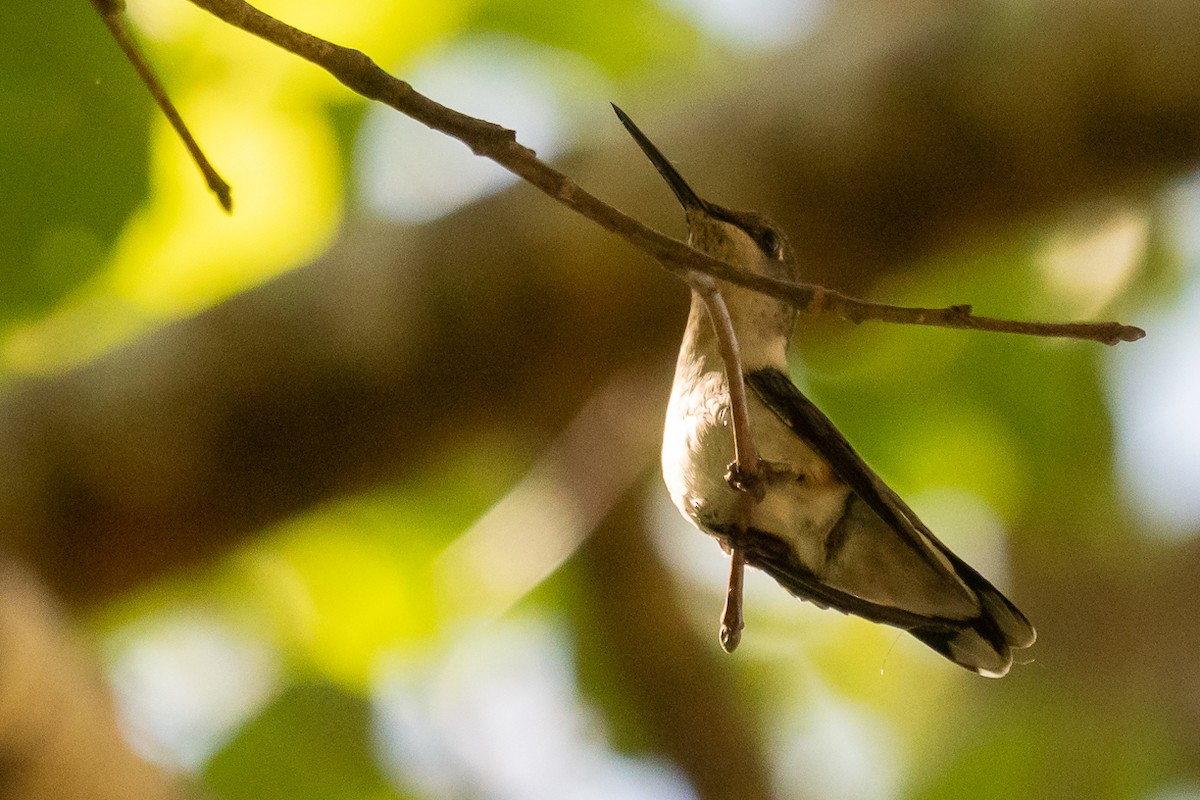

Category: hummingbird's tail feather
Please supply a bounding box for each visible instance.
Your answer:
[909,622,1014,678]
[907,569,1035,677]
[909,545,1036,677]
[941,547,1037,650]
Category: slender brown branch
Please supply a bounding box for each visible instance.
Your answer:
[719,546,746,653]
[91,0,233,212]
[692,278,761,474]
[691,275,757,653]
[183,0,1143,345]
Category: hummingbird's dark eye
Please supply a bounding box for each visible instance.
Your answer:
[755,228,784,260]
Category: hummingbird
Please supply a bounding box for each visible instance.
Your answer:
[613,104,1036,677]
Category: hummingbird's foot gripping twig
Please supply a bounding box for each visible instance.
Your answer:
[725,461,767,502]
[725,459,799,501]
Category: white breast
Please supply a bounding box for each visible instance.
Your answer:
[661,365,734,523]
[661,360,854,571]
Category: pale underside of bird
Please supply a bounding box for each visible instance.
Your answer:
[614,104,1036,677]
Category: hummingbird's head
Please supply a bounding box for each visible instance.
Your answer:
[614,104,798,348]
[612,104,797,286]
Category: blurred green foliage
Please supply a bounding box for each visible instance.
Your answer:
[915,691,1175,800]
[467,0,700,78]
[0,0,150,324]
[9,0,1198,799]
[205,682,401,800]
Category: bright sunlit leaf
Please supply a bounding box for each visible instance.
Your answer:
[110,90,341,314]
[246,525,424,690]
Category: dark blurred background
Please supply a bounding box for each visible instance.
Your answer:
[2,0,1199,798]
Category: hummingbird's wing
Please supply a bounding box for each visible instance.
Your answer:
[745,367,1036,676]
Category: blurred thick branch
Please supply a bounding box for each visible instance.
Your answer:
[577,493,776,800]
[5,0,1200,602]
[0,560,179,799]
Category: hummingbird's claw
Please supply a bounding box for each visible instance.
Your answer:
[719,623,742,653]
[726,459,796,501]
[725,461,766,501]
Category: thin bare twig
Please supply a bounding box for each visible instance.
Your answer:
[183,0,1143,345]
[91,0,233,212]
[692,279,761,475]
[720,547,746,653]
[690,274,758,653]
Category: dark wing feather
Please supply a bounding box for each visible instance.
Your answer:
[747,368,941,568]
[745,368,1036,671]
[710,521,975,631]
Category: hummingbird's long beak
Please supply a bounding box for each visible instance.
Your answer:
[612,104,707,213]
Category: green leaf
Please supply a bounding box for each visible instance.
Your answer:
[913,690,1173,800]
[0,0,150,323]
[467,0,702,77]
[204,682,401,800]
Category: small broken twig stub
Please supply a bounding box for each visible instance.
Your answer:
[91,0,232,212]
